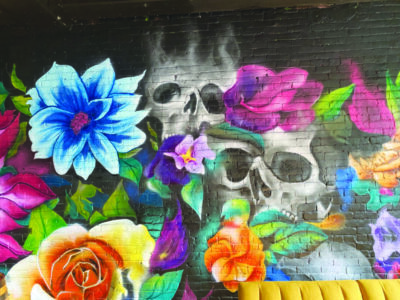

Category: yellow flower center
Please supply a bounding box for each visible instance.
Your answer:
[180,147,196,164]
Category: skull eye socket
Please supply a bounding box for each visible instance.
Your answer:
[222,148,253,182]
[200,84,225,114]
[270,152,312,183]
[153,83,181,104]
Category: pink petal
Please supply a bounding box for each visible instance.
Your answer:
[0,233,30,262]
[0,210,24,233]
[0,111,19,168]
[192,136,216,161]
[175,135,194,155]
[164,152,186,170]
[279,109,316,132]
[281,80,323,112]
[0,198,29,219]
[241,89,296,113]
[186,161,205,174]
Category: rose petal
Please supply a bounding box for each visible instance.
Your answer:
[0,210,24,233]
[31,284,55,300]
[0,198,29,219]
[0,111,19,168]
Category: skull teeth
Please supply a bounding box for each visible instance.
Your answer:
[281,209,298,222]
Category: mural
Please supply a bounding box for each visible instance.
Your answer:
[2,17,400,299]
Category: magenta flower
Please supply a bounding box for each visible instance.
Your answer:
[223,65,323,133]
[0,234,30,263]
[0,111,20,168]
[164,135,215,174]
[346,60,396,137]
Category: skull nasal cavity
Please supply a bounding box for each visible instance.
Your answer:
[183,93,197,114]
[250,169,272,201]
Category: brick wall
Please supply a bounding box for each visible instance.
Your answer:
[1,2,400,299]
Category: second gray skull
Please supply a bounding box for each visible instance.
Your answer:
[206,126,329,221]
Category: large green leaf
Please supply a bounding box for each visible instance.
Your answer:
[89,211,108,225]
[64,181,100,220]
[386,70,400,126]
[147,177,171,199]
[102,181,136,218]
[6,121,27,159]
[119,158,142,184]
[23,204,67,254]
[313,84,355,121]
[11,64,26,93]
[251,222,290,238]
[0,82,9,108]
[250,209,290,227]
[270,223,327,256]
[181,174,203,219]
[322,110,353,144]
[221,198,250,221]
[11,95,31,116]
[139,270,183,300]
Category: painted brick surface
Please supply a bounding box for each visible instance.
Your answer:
[0,2,400,299]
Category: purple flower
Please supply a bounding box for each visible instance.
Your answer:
[149,201,188,272]
[144,135,190,185]
[374,258,400,279]
[370,208,400,261]
[164,135,216,174]
[223,65,323,133]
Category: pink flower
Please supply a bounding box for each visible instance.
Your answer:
[0,111,20,168]
[164,135,215,174]
[223,65,323,133]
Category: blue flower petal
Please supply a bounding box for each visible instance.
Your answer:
[110,71,146,95]
[97,110,148,134]
[27,88,46,115]
[105,95,141,121]
[73,143,96,180]
[88,131,119,174]
[87,98,112,121]
[29,107,73,158]
[106,126,146,153]
[81,59,115,99]
[35,63,88,113]
[53,131,89,175]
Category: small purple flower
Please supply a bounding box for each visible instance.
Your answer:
[164,135,216,174]
[223,65,323,133]
[374,258,400,279]
[370,208,400,261]
[149,201,188,272]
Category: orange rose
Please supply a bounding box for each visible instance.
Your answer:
[6,220,155,300]
[349,131,400,188]
[204,222,266,292]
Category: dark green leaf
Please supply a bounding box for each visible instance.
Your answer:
[102,181,136,218]
[0,82,9,108]
[6,121,27,159]
[147,177,171,199]
[23,204,67,254]
[0,166,17,177]
[64,181,99,220]
[147,121,158,139]
[181,174,203,218]
[119,158,143,184]
[322,110,353,144]
[140,270,183,300]
[11,95,32,116]
[11,64,26,93]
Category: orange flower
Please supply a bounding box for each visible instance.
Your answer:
[349,131,400,188]
[204,222,266,293]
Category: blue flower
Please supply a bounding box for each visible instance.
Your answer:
[28,59,148,179]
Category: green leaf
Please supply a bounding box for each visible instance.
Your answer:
[264,250,277,264]
[221,198,250,221]
[11,64,26,93]
[0,166,17,177]
[251,222,290,238]
[150,139,159,151]
[270,223,328,256]
[322,110,353,144]
[89,211,108,225]
[102,181,136,218]
[11,95,32,116]
[118,148,142,159]
[140,270,183,300]
[6,121,27,159]
[313,84,355,121]
[181,174,203,219]
[119,158,142,185]
[23,204,67,254]
[64,181,99,220]
[147,121,158,139]
[250,209,290,227]
[46,198,59,210]
[396,71,400,87]
[386,70,400,126]
[0,82,9,107]
[147,177,171,199]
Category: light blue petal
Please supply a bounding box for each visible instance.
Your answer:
[28,107,73,158]
[81,59,115,99]
[73,144,96,180]
[27,88,46,115]
[110,71,146,95]
[105,94,141,121]
[87,98,112,121]
[96,110,148,134]
[53,131,89,175]
[88,131,119,174]
[36,63,88,113]
[106,126,147,153]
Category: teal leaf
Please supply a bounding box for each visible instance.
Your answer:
[313,84,355,121]
[11,64,26,93]
[0,82,9,107]
[89,211,108,225]
[221,198,250,221]
[6,121,27,159]
[270,222,328,256]
[119,158,142,185]
[147,177,171,199]
[46,198,59,210]
[251,222,290,238]
[250,209,290,227]
[386,70,400,126]
[139,270,183,300]
[0,166,17,177]
[23,204,67,254]
[64,181,99,220]
[11,95,32,116]
[264,250,278,264]
[181,174,203,219]
[102,181,136,218]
